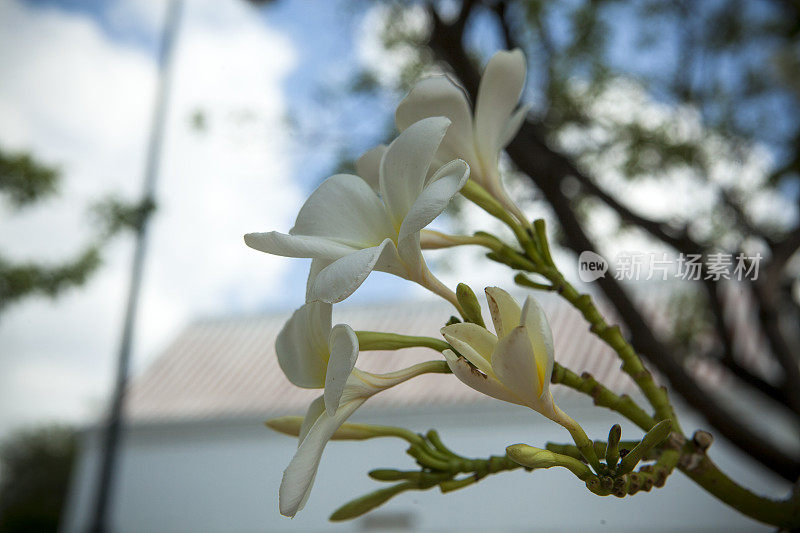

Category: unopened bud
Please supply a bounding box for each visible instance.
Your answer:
[606,424,621,469]
[330,482,412,521]
[368,469,411,481]
[264,417,303,437]
[457,283,485,327]
[617,420,671,475]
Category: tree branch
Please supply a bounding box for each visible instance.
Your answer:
[490,0,800,420]
[425,2,800,480]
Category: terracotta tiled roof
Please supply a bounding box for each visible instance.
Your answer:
[124,292,650,423]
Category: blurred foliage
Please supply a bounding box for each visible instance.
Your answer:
[189,109,207,132]
[0,147,153,315]
[0,249,101,314]
[0,148,59,209]
[92,196,156,239]
[0,425,77,533]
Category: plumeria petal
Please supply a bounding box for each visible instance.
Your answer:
[290,174,394,248]
[474,49,526,171]
[379,116,450,229]
[307,238,396,303]
[395,231,424,281]
[355,145,387,193]
[298,396,325,445]
[371,238,409,278]
[280,361,441,517]
[441,323,497,375]
[397,158,470,244]
[305,258,332,301]
[485,286,522,338]
[244,232,356,260]
[500,103,530,149]
[395,76,477,164]
[324,324,359,415]
[279,398,365,517]
[491,326,540,407]
[442,349,521,405]
[275,302,332,388]
[520,296,555,397]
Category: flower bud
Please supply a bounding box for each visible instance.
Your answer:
[456,283,485,326]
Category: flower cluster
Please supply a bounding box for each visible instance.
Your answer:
[245,49,582,518]
[237,43,800,531]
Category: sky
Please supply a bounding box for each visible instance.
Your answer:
[0,0,516,439]
[0,0,398,437]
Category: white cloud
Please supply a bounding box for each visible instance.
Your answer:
[0,0,299,435]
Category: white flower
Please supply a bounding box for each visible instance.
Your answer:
[245,117,469,304]
[440,287,568,424]
[393,49,529,221]
[275,301,443,517]
[275,301,358,415]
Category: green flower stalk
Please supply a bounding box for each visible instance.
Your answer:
[505,445,594,481]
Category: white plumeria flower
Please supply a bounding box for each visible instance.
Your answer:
[391,49,530,223]
[245,117,469,305]
[440,287,570,425]
[275,301,359,416]
[275,301,443,517]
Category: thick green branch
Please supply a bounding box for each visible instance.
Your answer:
[681,452,800,528]
[550,363,799,527]
[551,363,656,431]
[545,270,680,430]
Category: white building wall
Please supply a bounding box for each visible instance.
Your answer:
[63,399,790,532]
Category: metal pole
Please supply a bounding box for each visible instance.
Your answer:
[89,2,183,531]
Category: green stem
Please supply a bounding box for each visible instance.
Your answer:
[545,269,679,430]
[551,363,656,431]
[265,417,427,447]
[554,406,604,473]
[440,476,479,493]
[514,272,555,291]
[419,263,465,318]
[461,180,543,263]
[533,219,556,266]
[355,331,450,353]
[506,445,594,481]
[545,440,649,462]
[420,229,503,250]
[407,446,453,471]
